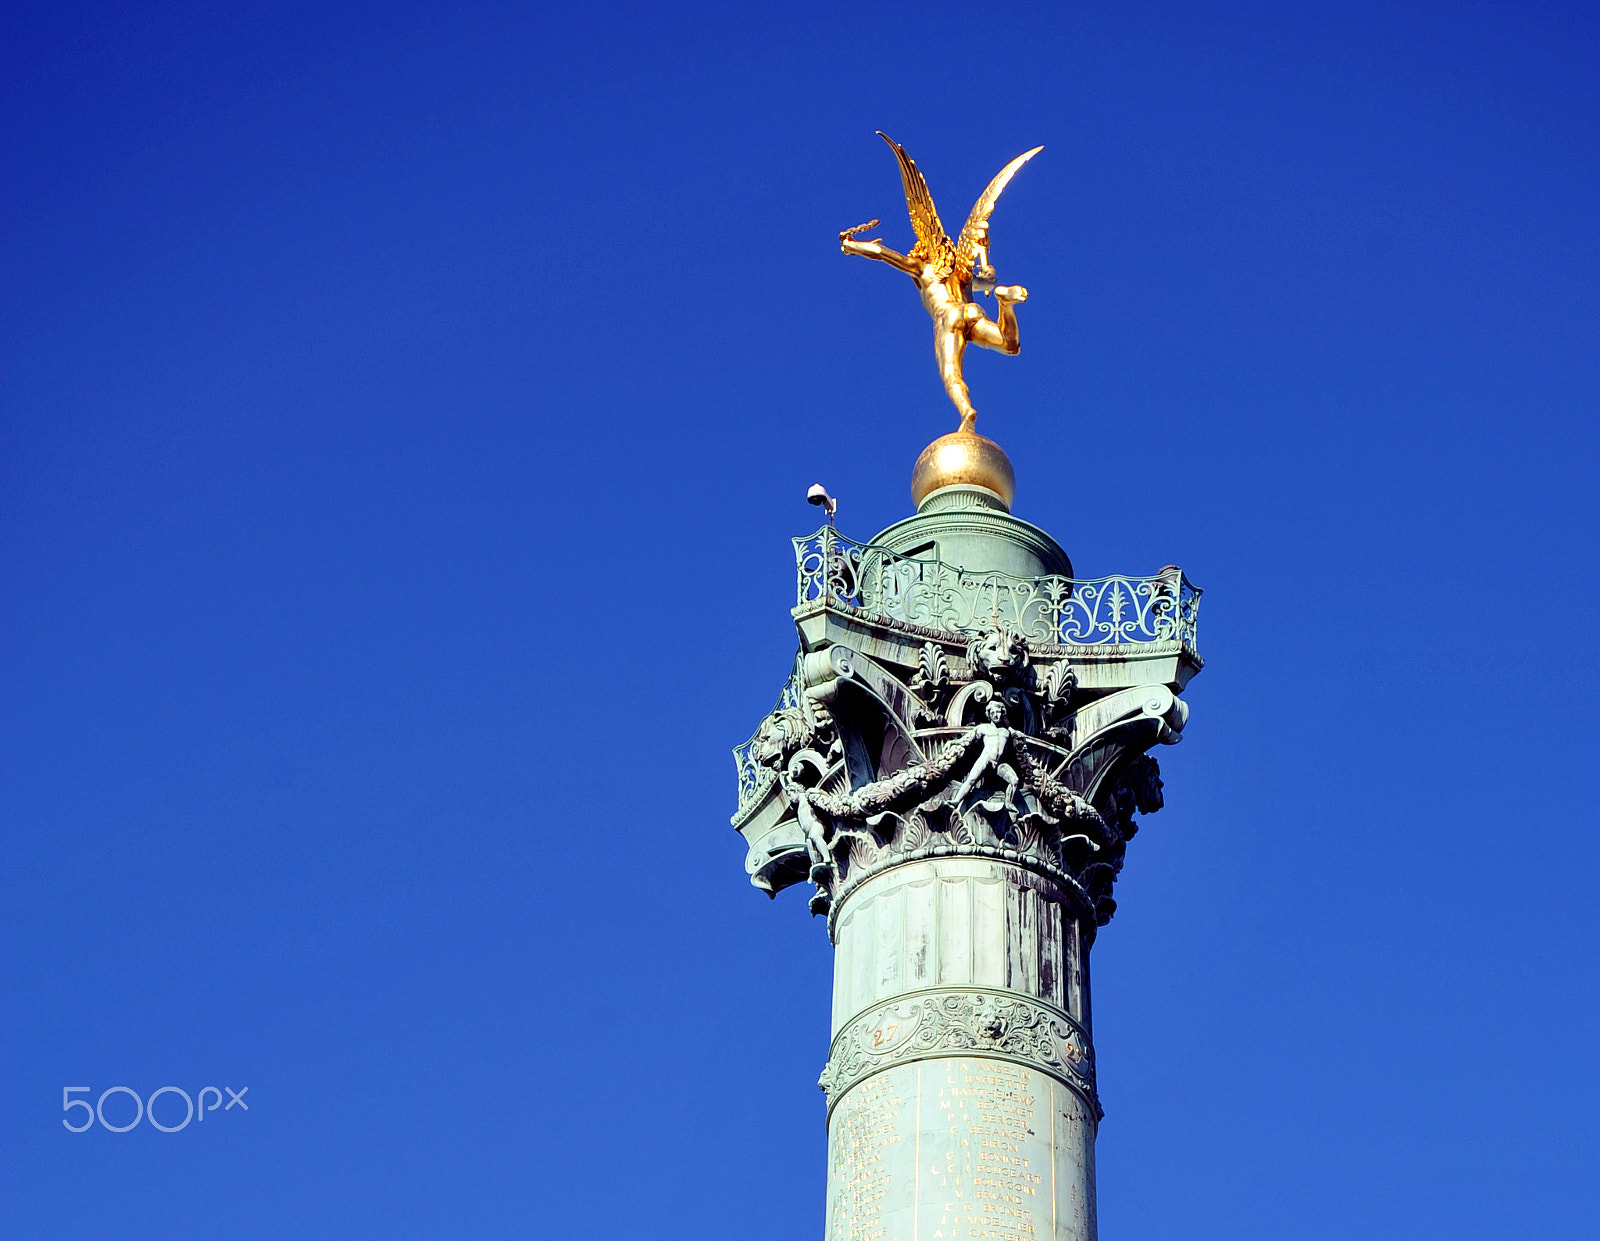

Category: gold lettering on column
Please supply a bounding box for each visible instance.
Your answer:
[828,1073,903,1241]
[930,1059,1042,1240]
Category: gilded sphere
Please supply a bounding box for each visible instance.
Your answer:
[911,430,1016,510]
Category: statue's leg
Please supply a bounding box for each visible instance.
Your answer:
[935,326,977,431]
[949,757,988,808]
[798,801,832,882]
[998,762,1020,810]
[970,298,1021,356]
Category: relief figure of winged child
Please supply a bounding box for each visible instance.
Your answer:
[841,132,1042,431]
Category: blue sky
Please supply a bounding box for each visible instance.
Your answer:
[2,2,1597,1237]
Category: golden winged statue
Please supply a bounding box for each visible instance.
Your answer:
[842,132,1042,432]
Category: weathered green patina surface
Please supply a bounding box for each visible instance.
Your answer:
[733,482,1201,1241]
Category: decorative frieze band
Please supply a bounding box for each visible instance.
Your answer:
[819,988,1099,1120]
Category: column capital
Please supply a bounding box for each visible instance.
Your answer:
[732,523,1199,932]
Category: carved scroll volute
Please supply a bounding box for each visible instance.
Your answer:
[944,678,994,727]
[804,646,925,792]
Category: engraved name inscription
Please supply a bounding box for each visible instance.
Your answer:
[828,1073,903,1241]
[928,1060,1042,1241]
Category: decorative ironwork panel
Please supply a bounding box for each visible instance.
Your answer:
[794,526,1201,651]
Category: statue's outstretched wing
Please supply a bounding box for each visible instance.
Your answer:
[955,145,1043,282]
[878,132,949,253]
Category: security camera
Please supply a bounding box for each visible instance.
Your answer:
[807,483,838,522]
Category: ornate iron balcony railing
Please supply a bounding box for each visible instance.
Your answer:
[793,526,1202,651]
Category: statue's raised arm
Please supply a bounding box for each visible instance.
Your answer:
[841,133,1041,433]
[839,219,920,276]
